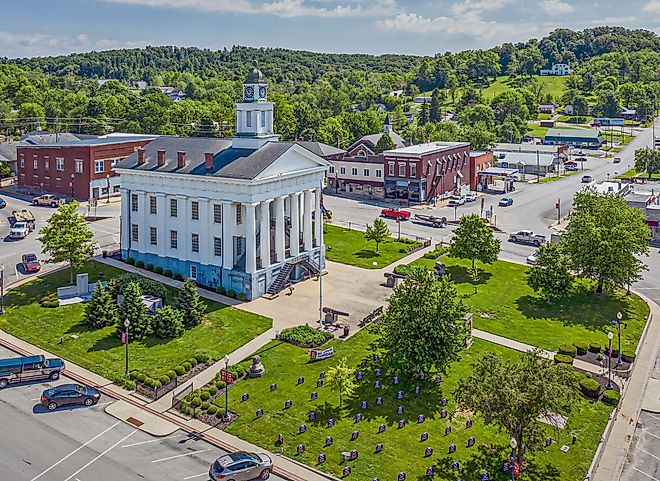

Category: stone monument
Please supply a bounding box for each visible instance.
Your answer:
[248,355,266,378]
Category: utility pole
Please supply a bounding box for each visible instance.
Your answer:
[55,115,59,143]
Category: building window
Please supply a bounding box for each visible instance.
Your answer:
[170,198,178,217]
[363,168,370,177]
[56,158,64,171]
[260,111,266,128]
[74,160,83,173]
[329,166,335,174]
[190,265,197,280]
[33,159,38,169]
[45,159,49,170]
[149,196,157,215]
[235,236,243,257]
[150,227,157,245]
[213,204,222,223]
[131,194,138,212]
[410,164,417,178]
[388,162,394,176]
[131,224,138,242]
[375,169,382,178]
[20,158,25,169]
[191,233,199,253]
[351,167,358,176]
[191,201,199,220]
[111,158,120,166]
[214,237,222,256]
[340,167,346,175]
[113,185,120,193]
[246,111,252,128]
[170,230,178,249]
[94,160,105,174]
[398,163,406,176]
[236,204,242,224]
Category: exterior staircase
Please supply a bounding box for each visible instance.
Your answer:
[265,253,320,296]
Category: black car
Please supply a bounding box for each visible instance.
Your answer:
[0,197,6,209]
[40,383,100,411]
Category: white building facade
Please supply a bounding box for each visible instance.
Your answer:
[115,64,331,300]
[540,63,573,76]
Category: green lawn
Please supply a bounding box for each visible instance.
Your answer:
[539,172,579,183]
[617,168,660,180]
[396,257,649,353]
[527,124,549,139]
[482,75,569,101]
[222,328,612,481]
[0,262,272,382]
[324,224,422,269]
[555,116,592,125]
[537,113,552,121]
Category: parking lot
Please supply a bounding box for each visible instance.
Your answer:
[0,346,284,481]
[622,410,660,481]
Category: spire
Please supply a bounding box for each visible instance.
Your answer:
[246,57,266,84]
[384,113,392,134]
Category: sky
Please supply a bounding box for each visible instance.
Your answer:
[1,0,659,58]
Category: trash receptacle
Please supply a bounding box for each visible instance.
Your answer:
[102,250,107,258]
[343,325,350,337]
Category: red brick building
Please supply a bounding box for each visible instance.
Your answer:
[469,151,495,190]
[382,141,471,203]
[17,136,154,200]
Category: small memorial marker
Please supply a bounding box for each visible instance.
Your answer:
[396,390,404,400]
[425,467,434,476]
[297,376,304,385]
[560,444,570,453]
[503,462,511,472]
[325,436,333,446]
[449,444,456,454]
[417,414,425,423]
[441,397,448,406]
[270,383,277,391]
[420,431,428,442]
[284,400,293,409]
[317,453,326,464]
[375,443,383,453]
[376,396,383,405]
[316,379,323,388]
[466,418,473,428]
[311,391,318,400]
[308,412,317,421]
[296,444,305,454]
[445,425,452,436]
[356,371,364,381]
[467,436,475,447]
[481,472,490,481]
[424,446,433,457]
[435,375,442,383]
[545,437,552,447]
[343,466,352,476]
[278,433,284,444]
[350,449,358,459]
[241,393,249,402]
[375,369,382,377]
[451,461,459,471]
[374,380,381,389]
[396,406,404,415]
[398,419,406,429]
[373,354,380,363]
[319,371,326,379]
[256,408,263,418]
[299,424,307,434]
[414,386,420,395]
[393,376,400,385]
[397,472,406,481]
[327,418,335,428]
[360,400,368,410]
[440,409,447,418]
[351,430,360,440]
[361,359,367,368]
[355,413,363,422]
[378,423,386,433]
[419,372,425,381]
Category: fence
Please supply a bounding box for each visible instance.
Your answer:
[135,376,183,400]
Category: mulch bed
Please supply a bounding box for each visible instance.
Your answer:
[576,350,632,372]
[574,366,621,401]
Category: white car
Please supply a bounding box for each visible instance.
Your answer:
[10,222,30,239]
[526,251,540,264]
[464,193,477,202]
[448,195,466,207]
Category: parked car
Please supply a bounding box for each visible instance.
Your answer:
[526,251,540,265]
[448,195,466,207]
[33,194,65,207]
[613,157,621,163]
[381,208,411,221]
[509,230,546,246]
[0,355,65,389]
[498,197,514,207]
[22,253,42,273]
[575,156,588,162]
[0,197,5,209]
[464,193,477,202]
[564,164,578,172]
[581,175,593,183]
[10,222,31,239]
[209,452,273,481]
[40,383,100,411]
[9,210,35,239]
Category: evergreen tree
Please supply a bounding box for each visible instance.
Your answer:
[176,278,206,327]
[117,282,151,339]
[527,242,573,303]
[429,88,443,122]
[364,218,390,253]
[83,282,119,328]
[418,103,429,126]
[152,305,185,339]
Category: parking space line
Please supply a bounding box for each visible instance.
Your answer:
[639,448,660,462]
[634,467,660,481]
[121,434,184,448]
[644,430,660,441]
[29,421,122,481]
[151,449,211,464]
[63,429,137,481]
[183,473,208,480]
[94,401,114,408]
[648,413,660,421]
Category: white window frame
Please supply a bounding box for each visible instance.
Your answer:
[236,204,242,225]
[74,159,83,173]
[190,265,197,280]
[398,163,406,176]
[340,167,346,175]
[260,111,266,128]
[375,169,382,178]
[246,111,252,128]
[363,168,370,177]
[131,224,138,242]
[351,167,358,176]
[150,226,157,245]
[131,194,138,212]
[329,166,335,174]
[388,161,394,176]
[170,230,178,249]
[191,233,199,253]
[191,201,199,220]
[33,159,38,169]
[149,196,157,215]
[94,159,105,174]
[170,198,178,217]
[214,237,222,256]
[56,158,64,172]
[410,164,417,178]
[213,204,222,224]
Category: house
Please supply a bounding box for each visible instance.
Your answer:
[622,108,638,120]
[158,87,186,102]
[469,151,495,191]
[114,63,335,300]
[17,136,154,200]
[493,142,567,162]
[389,90,404,98]
[539,103,557,114]
[383,141,471,203]
[540,120,556,128]
[540,64,573,76]
[495,151,558,176]
[543,128,604,149]
[132,81,148,90]
[623,189,660,241]
[414,96,432,104]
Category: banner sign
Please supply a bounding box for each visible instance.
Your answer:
[310,347,335,361]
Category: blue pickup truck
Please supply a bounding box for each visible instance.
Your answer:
[0,354,65,389]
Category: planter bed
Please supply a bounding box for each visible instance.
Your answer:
[575,350,632,372]
[135,362,211,400]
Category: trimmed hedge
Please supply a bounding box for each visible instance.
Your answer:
[190,397,202,407]
[145,263,154,271]
[39,293,60,308]
[237,293,246,301]
[423,245,449,260]
[135,260,145,268]
[163,269,173,278]
[209,386,218,396]
[621,352,636,363]
[602,390,621,406]
[589,343,602,353]
[154,266,163,274]
[166,370,177,380]
[573,341,589,356]
[226,290,236,299]
[554,354,574,365]
[579,378,601,399]
[124,257,135,265]
[174,365,185,376]
[279,325,333,347]
[200,391,211,401]
[215,380,226,390]
[216,286,226,295]
[207,405,218,415]
[182,362,192,371]
[558,344,578,357]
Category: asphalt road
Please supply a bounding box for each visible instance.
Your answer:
[0,346,284,481]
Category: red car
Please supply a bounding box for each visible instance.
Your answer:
[381,208,411,221]
[22,253,41,273]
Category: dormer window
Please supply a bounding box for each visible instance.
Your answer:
[246,111,252,128]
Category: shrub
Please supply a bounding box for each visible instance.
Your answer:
[621,352,636,363]
[129,370,140,380]
[596,353,604,361]
[237,293,246,301]
[586,372,592,379]
[176,279,206,327]
[188,357,198,366]
[215,380,226,390]
[280,325,333,347]
[558,344,578,357]
[554,354,574,365]
[135,260,145,268]
[124,257,135,265]
[209,386,218,396]
[579,378,601,398]
[145,263,154,271]
[137,373,147,383]
[589,343,602,353]
[201,402,211,411]
[152,305,185,339]
[174,365,185,376]
[159,374,171,385]
[216,410,224,419]
[423,245,449,260]
[393,264,411,276]
[573,341,589,356]
[122,380,136,391]
[226,290,236,299]
[207,405,218,415]
[154,266,163,274]
[200,391,211,401]
[163,269,173,278]
[153,380,162,389]
[166,370,177,380]
[216,286,226,295]
[39,293,60,308]
[173,273,184,281]
[182,362,192,371]
[602,390,621,406]
[195,353,211,364]
[190,397,202,407]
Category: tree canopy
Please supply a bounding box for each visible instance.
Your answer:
[449,214,501,277]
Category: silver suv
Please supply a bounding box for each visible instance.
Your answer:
[209,451,272,480]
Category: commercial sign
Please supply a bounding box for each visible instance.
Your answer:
[310,347,335,361]
[220,369,234,384]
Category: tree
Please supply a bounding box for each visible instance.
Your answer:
[364,218,390,252]
[563,188,650,293]
[527,242,574,303]
[459,125,497,151]
[118,282,151,339]
[418,103,429,125]
[176,278,206,327]
[0,162,13,178]
[429,88,443,122]
[455,350,578,463]
[634,148,660,179]
[83,282,119,328]
[325,357,356,408]
[457,104,495,130]
[373,133,395,154]
[379,266,469,374]
[152,305,185,339]
[449,214,501,287]
[37,201,94,284]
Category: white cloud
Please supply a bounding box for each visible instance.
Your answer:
[450,0,515,16]
[540,0,575,15]
[642,0,660,12]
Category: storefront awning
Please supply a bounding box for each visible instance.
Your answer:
[478,167,519,178]
[408,184,420,192]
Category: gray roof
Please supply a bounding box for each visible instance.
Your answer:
[545,128,602,140]
[494,143,562,154]
[496,151,556,166]
[23,136,155,149]
[0,141,28,162]
[350,131,406,151]
[297,141,345,157]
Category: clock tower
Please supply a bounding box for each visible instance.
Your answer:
[233,59,279,150]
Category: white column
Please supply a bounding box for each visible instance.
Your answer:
[156,193,166,258]
[289,192,300,256]
[120,188,130,251]
[177,195,189,257]
[222,201,235,270]
[245,203,257,274]
[303,189,313,252]
[138,191,147,253]
[314,187,322,247]
[260,200,271,268]
[274,196,285,262]
[198,198,209,264]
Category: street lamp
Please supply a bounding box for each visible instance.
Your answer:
[223,354,231,420]
[607,331,614,389]
[106,174,111,204]
[124,319,130,375]
[0,264,5,315]
[615,311,623,366]
[70,173,75,199]
[509,437,518,481]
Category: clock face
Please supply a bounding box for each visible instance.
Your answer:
[258,86,267,99]
[244,85,255,99]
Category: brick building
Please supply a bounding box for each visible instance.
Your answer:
[17,136,154,200]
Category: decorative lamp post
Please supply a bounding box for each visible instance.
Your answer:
[0,264,5,315]
[124,319,130,375]
[509,437,517,481]
[607,331,613,389]
[616,311,623,366]
[223,354,230,421]
[106,173,111,204]
[70,173,75,199]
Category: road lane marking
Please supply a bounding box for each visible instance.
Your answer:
[639,448,660,461]
[634,468,660,481]
[29,421,122,481]
[63,429,137,481]
[121,434,184,448]
[151,449,211,463]
[183,473,208,480]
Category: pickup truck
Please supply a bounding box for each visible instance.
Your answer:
[9,210,36,239]
[0,354,65,389]
[509,230,546,246]
[381,208,411,221]
[33,194,65,207]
